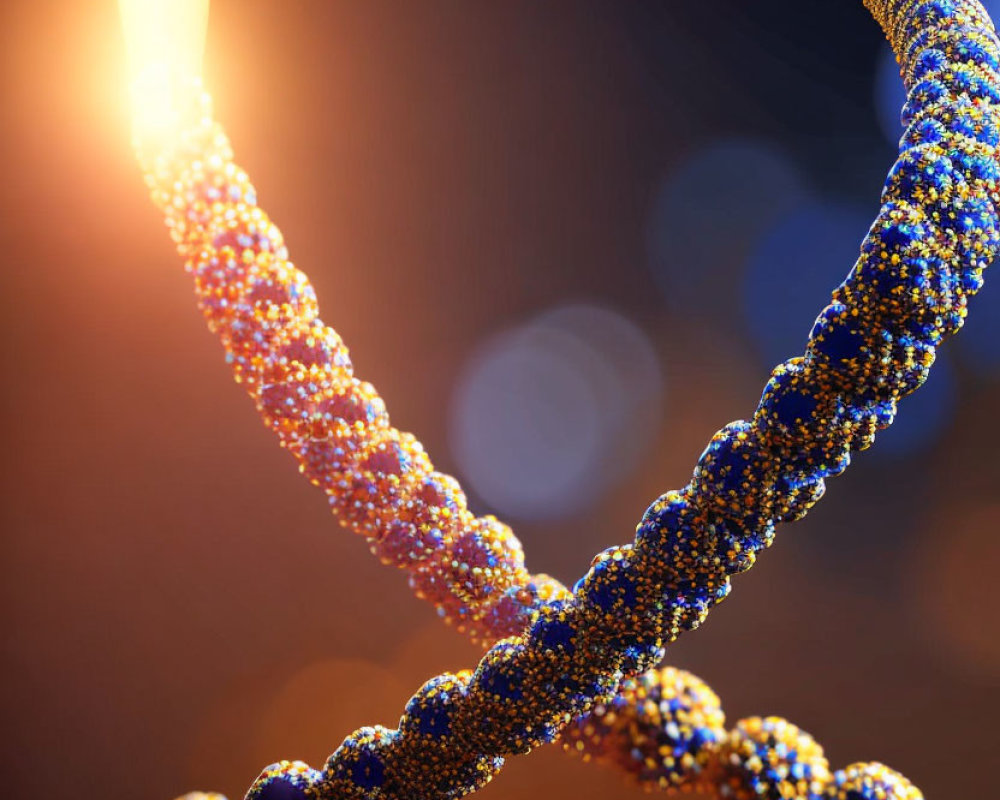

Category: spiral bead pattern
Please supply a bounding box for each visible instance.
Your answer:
[561,666,726,792]
[824,762,924,800]
[716,717,832,800]
[307,0,996,794]
[138,0,998,797]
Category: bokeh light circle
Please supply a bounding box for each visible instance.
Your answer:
[743,201,873,366]
[450,304,662,521]
[646,139,808,317]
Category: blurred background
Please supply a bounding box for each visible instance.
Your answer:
[1,1,998,798]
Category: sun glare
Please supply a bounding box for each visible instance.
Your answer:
[118,0,209,141]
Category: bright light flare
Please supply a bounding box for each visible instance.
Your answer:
[118,0,209,143]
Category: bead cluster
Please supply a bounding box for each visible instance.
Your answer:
[142,95,571,648]
[142,0,999,798]
[139,41,747,800]
[561,666,726,791]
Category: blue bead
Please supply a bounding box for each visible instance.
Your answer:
[947,108,982,141]
[959,38,1000,72]
[882,218,927,250]
[809,303,867,364]
[404,677,461,738]
[482,663,523,700]
[884,147,956,201]
[911,47,948,82]
[636,495,689,554]
[770,387,818,428]
[901,78,948,124]
[532,613,576,654]
[791,444,850,479]
[415,707,451,737]
[940,64,1000,104]
[901,117,945,150]
[586,560,639,612]
[351,748,385,790]
[952,148,1000,183]
[961,269,985,293]
[914,0,957,22]
[248,765,320,800]
[252,780,310,800]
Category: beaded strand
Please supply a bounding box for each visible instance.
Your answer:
[141,1,999,798]
[260,0,1000,795]
[145,83,852,798]
[138,35,771,800]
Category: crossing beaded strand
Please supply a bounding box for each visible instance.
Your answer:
[137,63,731,797]
[141,75,738,798]
[136,26,801,800]
[274,0,998,795]
[133,1,999,798]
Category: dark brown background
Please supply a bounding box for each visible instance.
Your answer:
[1,2,998,798]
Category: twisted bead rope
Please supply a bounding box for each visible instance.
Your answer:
[140,51,728,799]
[139,24,799,800]
[142,0,999,797]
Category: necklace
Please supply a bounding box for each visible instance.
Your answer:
[133,1,999,798]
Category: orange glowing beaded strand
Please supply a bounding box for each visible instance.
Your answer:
[141,0,999,797]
